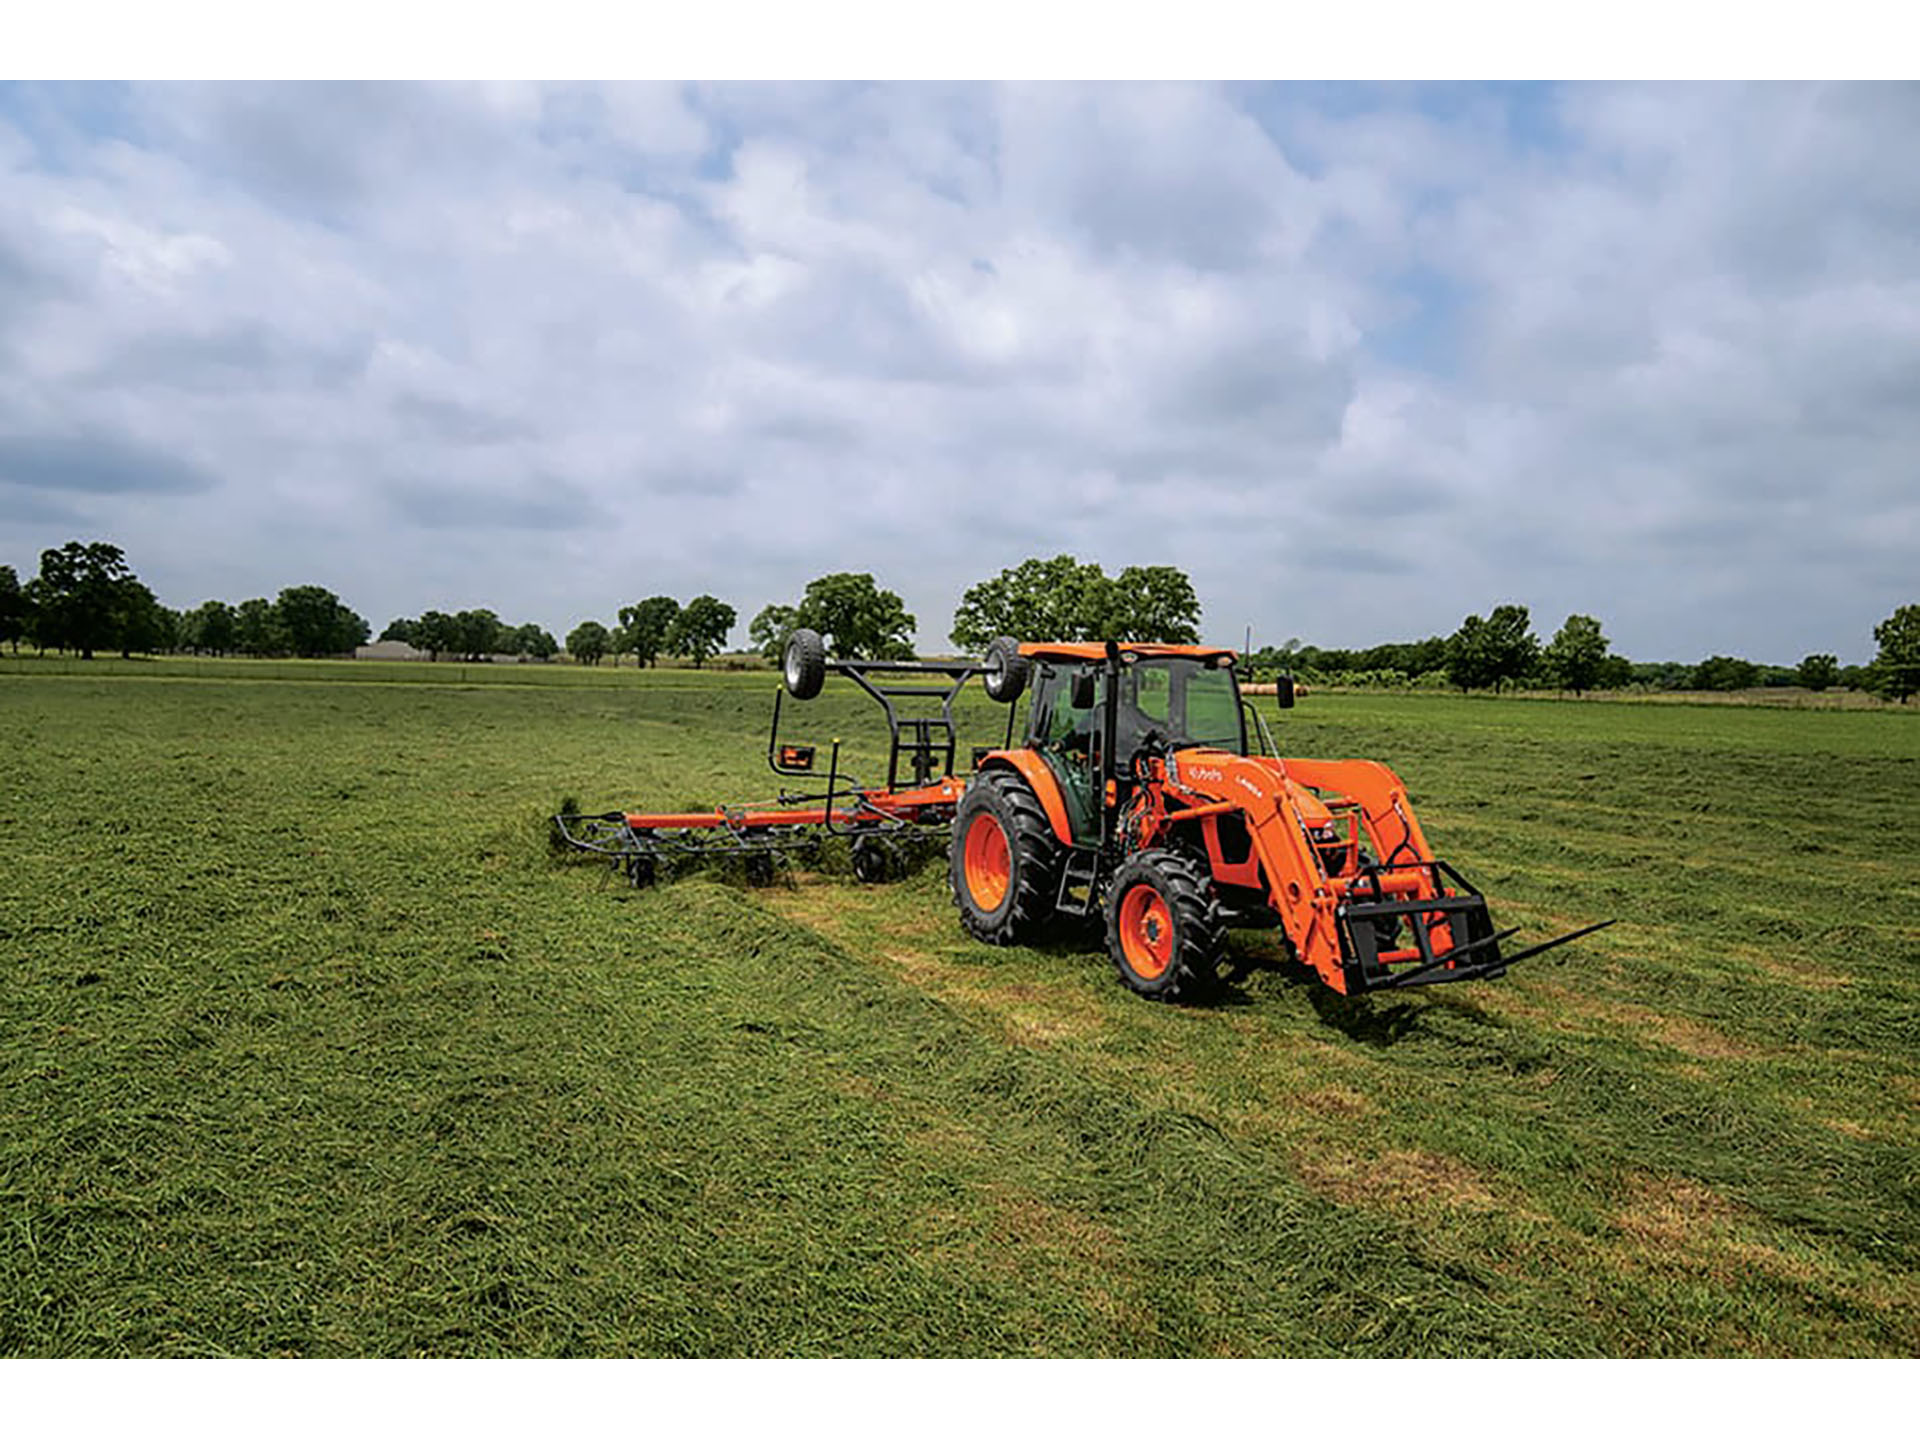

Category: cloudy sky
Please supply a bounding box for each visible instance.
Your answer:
[0,80,1914,663]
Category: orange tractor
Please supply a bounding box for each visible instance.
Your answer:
[554,631,1608,1000]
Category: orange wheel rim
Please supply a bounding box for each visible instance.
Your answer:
[1118,885,1173,979]
[963,812,1011,911]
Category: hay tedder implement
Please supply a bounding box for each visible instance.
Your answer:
[554,632,1610,1000]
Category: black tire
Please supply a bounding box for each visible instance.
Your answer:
[783,628,826,699]
[1104,850,1225,1002]
[981,635,1029,704]
[949,770,1061,945]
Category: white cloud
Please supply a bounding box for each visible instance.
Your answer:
[0,81,1913,663]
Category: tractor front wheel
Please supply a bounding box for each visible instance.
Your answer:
[950,771,1061,946]
[1105,850,1225,1002]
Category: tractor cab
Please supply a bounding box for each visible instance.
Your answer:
[1019,643,1248,844]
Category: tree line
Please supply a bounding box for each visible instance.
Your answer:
[0,543,371,660]
[1248,603,1920,702]
[6,540,1914,701]
[378,612,558,662]
[560,595,738,668]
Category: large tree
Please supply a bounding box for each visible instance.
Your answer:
[117,581,174,657]
[1107,565,1201,644]
[1693,655,1759,691]
[950,555,1108,649]
[1870,603,1920,702]
[1797,653,1839,691]
[792,572,915,660]
[0,565,27,653]
[1445,614,1495,692]
[379,617,422,646]
[566,620,611,666]
[668,595,736,667]
[184,600,237,656]
[950,555,1200,649]
[32,541,134,660]
[452,608,504,661]
[511,623,558,660]
[616,596,681,668]
[748,603,799,661]
[276,585,371,658]
[415,610,460,661]
[1482,604,1539,690]
[1543,614,1611,695]
[235,598,287,656]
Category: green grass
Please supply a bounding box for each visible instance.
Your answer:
[2,670,1915,1355]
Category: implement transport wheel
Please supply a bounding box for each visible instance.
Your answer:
[981,635,1029,704]
[950,770,1061,945]
[1105,850,1225,1002]
[783,627,826,700]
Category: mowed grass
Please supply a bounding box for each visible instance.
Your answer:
[1,667,1915,1355]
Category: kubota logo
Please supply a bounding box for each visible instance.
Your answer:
[1189,766,1224,782]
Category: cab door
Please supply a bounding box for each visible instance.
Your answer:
[1024,662,1103,845]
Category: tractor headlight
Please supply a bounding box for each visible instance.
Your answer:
[1166,754,1179,787]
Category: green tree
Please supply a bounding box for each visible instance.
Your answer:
[1693,655,1759,691]
[184,600,237,655]
[1870,604,1920,702]
[1106,565,1203,644]
[511,623,558,660]
[0,565,27,653]
[379,617,421,646]
[32,541,134,660]
[276,585,370,657]
[1445,614,1496,692]
[793,573,915,660]
[1797,653,1839,691]
[616,596,681,668]
[452,609,504,661]
[235,597,288,657]
[952,555,1195,649]
[668,595,736,667]
[1483,604,1539,690]
[416,610,459,661]
[566,620,611,666]
[748,603,799,661]
[116,581,173,657]
[1543,614,1611,695]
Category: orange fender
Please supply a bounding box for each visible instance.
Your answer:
[977,752,1077,847]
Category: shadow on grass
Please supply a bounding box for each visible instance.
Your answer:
[1307,984,1514,1049]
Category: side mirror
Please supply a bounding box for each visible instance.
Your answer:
[1071,671,1097,709]
[1275,673,1296,710]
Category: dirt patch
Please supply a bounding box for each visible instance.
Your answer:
[1298,1085,1371,1118]
[1821,1116,1875,1141]
[1611,1173,1822,1288]
[1744,949,1853,992]
[1614,1173,1736,1247]
[1298,1146,1500,1212]
[1513,982,1766,1061]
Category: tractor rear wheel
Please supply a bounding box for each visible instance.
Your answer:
[1105,850,1225,1002]
[950,770,1061,946]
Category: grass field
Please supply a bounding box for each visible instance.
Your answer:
[2,663,1916,1356]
